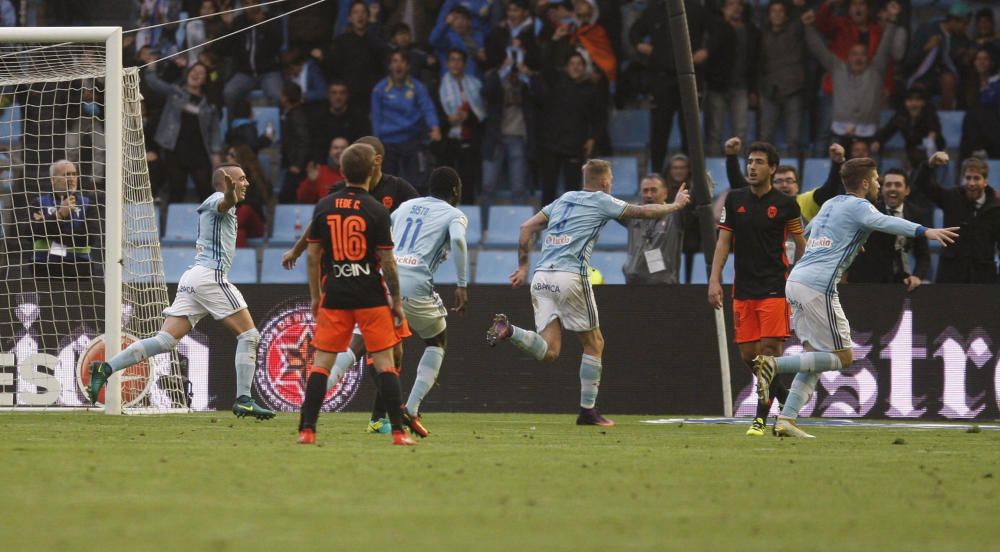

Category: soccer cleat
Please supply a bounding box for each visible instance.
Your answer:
[576,407,615,427]
[753,355,777,404]
[774,417,815,438]
[486,313,512,346]
[87,361,111,404]
[392,429,418,446]
[297,428,316,445]
[232,395,276,420]
[366,417,392,434]
[401,408,429,438]
[746,417,767,436]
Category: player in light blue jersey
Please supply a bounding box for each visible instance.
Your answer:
[390,167,469,434]
[754,158,957,437]
[486,159,690,426]
[87,164,275,419]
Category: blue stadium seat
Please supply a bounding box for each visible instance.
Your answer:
[802,159,832,192]
[484,205,534,246]
[608,109,649,151]
[252,106,281,141]
[0,101,22,150]
[162,203,200,245]
[989,161,1000,189]
[475,250,518,284]
[124,203,161,244]
[933,207,943,228]
[260,248,307,283]
[596,220,628,250]
[705,157,729,196]
[228,249,258,284]
[928,251,939,282]
[589,251,627,284]
[722,253,735,284]
[690,253,708,284]
[938,111,964,150]
[878,110,905,151]
[271,204,312,245]
[458,204,482,246]
[880,156,905,173]
[610,156,639,197]
[161,246,195,284]
[434,254,462,285]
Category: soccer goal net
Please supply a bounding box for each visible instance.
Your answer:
[0,28,189,413]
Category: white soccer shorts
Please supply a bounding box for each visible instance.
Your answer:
[402,293,448,339]
[163,265,248,327]
[785,280,852,352]
[530,270,599,333]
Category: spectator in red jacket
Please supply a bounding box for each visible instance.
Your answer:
[816,0,902,98]
[296,136,348,203]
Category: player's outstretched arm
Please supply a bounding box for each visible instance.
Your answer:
[282,223,313,269]
[511,212,548,288]
[306,242,323,316]
[377,248,406,327]
[924,227,959,248]
[623,184,691,220]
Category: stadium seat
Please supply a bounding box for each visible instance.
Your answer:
[596,220,628,250]
[690,253,708,284]
[483,205,533,247]
[880,156,905,173]
[610,156,639,197]
[458,204,482,246]
[475,250,518,284]
[589,251,627,284]
[260,248,307,283]
[938,111,964,150]
[228,249,258,284]
[705,157,729,195]
[608,109,649,151]
[271,204,312,245]
[124,203,161,245]
[722,253,735,284]
[162,203,200,245]
[434,253,462,285]
[878,110,905,151]
[0,101,22,150]
[989,160,1000,189]
[161,246,195,284]
[252,106,281,141]
[802,159,832,192]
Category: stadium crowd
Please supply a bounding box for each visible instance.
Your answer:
[0,0,998,285]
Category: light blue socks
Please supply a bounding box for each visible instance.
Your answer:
[775,352,842,374]
[579,354,603,409]
[780,373,819,419]
[510,326,549,361]
[108,331,176,373]
[405,346,445,415]
[326,349,358,391]
[235,329,260,398]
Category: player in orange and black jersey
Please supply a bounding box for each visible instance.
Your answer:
[708,140,806,436]
[297,142,417,446]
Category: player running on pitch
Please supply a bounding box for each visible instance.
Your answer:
[754,158,958,437]
[486,159,690,426]
[389,167,469,435]
[88,164,275,419]
[297,143,415,445]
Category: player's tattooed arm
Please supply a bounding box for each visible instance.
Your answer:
[623,184,690,219]
[377,248,402,302]
[517,212,548,267]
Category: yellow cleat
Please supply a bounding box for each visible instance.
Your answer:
[745,417,767,436]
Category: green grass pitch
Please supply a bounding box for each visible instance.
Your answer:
[1,412,998,551]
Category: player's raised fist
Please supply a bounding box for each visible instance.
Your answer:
[829,143,845,163]
[929,151,949,167]
[724,137,742,156]
[673,183,691,209]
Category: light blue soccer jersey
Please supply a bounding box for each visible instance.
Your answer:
[789,194,924,294]
[536,191,629,275]
[391,196,469,297]
[193,192,238,275]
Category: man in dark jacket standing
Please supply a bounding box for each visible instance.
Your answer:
[629,0,706,172]
[915,152,1000,283]
[705,0,759,157]
[219,0,284,114]
[278,82,312,203]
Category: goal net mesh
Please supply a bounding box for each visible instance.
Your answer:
[0,42,189,411]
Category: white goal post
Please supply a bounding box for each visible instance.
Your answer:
[0,27,189,414]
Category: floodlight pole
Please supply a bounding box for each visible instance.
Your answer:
[664,0,733,416]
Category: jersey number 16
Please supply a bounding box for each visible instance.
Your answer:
[326,214,367,261]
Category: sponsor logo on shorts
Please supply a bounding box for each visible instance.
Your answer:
[532,282,561,293]
[807,237,833,249]
[255,300,362,412]
[544,234,571,246]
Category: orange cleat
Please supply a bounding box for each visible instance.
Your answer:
[401,409,430,438]
[392,430,418,446]
[297,428,316,444]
